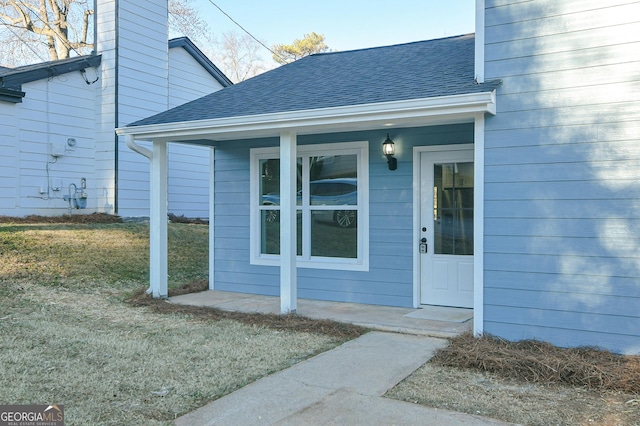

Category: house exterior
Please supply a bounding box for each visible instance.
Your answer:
[0,0,231,218]
[481,0,640,353]
[117,0,639,354]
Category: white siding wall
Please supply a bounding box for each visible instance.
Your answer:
[0,74,99,216]
[0,0,224,218]
[168,48,224,108]
[0,98,18,212]
[115,0,168,217]
[167,47,226,219]
[94,0,117,213]
[483,0,640,354]
[112,1,225,218]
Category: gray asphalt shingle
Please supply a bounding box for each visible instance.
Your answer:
[128,34,500,127]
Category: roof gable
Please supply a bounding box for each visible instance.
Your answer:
[129,34,500,127]
[168,37,233,87]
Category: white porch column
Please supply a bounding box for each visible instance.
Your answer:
[150,140,168,298]
[209,147,215,290]
[280,131,297,313]
[473,112,485,335]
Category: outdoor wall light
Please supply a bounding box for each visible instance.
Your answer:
[382,133,397,170]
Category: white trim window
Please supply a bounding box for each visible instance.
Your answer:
[250,141,369,271]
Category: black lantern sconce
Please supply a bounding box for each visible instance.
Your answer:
[382,133,397,170]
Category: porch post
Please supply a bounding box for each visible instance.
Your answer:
[280,131,297,313]
[149,140,168,298]
[209,147,215,290]
[473,113,485,335]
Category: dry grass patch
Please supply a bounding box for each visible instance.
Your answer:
[0,220,365,425]
[0,221,208,290]
[1,283,343,425]
[388,332,640,426]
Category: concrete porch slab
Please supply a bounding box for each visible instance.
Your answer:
[169,290,472,338]
[404,305,473,322]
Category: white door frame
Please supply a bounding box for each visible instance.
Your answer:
[413,115,484,336]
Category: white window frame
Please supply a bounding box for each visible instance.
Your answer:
[250,141,369,271]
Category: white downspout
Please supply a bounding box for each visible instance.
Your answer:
[125,134,152,159]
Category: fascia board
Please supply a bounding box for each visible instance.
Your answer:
[116,91,497,142]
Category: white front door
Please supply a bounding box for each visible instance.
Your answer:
[420,149,474,308]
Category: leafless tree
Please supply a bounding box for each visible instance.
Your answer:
[206,30,275,83]
[168,0,210,44]
[0,0,209,66]
[0,0,94,65]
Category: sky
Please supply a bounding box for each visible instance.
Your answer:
[193,0,476,54]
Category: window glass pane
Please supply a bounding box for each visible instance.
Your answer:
[311,210,357,258]
[259,158,302,206]
[260,210,280,254]
[260,211,302,255]
[253,143,366,268]
[433,162,474,255]
[309,155,357,206]
[454,209,474,255]
[260,159,280,206]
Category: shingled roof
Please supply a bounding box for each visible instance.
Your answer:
[0,55,102,90]
[0,55,101,103]
[128,34,500,128]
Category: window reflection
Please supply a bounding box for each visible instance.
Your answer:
[311,210,357,258]
[258,152,360,260]
[433,162,474,255]
[260,212,302,256]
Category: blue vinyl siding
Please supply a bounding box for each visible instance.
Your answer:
[484,0,640,354]
[212,124,472,308]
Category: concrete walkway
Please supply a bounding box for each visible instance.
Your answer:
[170,291,513,425]
[174,332,511,425]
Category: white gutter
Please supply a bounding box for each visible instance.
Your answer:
[116,91,497,142]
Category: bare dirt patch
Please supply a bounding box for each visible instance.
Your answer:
[388,333,640,425]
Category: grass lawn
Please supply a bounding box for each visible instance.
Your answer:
[0,221,358,425]
[3,217,638,426]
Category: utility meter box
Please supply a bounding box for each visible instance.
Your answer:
[49,142,65,158]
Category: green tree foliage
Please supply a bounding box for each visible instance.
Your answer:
[272,32,329,64]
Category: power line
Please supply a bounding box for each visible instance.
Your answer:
[205,0,285,63]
